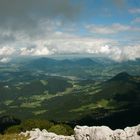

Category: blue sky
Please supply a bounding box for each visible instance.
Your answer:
[0,0,140,62]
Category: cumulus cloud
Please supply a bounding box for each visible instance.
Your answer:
[86,23,140,34]
[0,57,11,63]
[98,45,140,62]
[129,8,140,14]
[0,46,13,63]
[0,20,140,62]
[15,34,140,62]
[20,47,51,56]
[0,46,15,56]
[18,37,116,55]
[81,43,140,62]
[121,45,140,61]
[0,0,139,62]
[0,31,140,62]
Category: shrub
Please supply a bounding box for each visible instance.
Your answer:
[21,119,54,131]
[5,125,22,134]
[0,133,29,140]
[48,124,74,136]
[0,115,21,133]
[3,119,74,136]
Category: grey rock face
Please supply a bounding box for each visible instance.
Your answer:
[74,125,114,140]
[20,128,75,140]
[74,124,140,140]
[20,124,140,140]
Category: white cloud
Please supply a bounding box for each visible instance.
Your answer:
[81,43,140,62]
[132,17,140,23]
[0,46,16,64]
[129,8,140,14]
[0,46,15,56]
[122,45,140,61]
[0,27,140,62]
[99,45,111,54]
[86,23,140,34]
[18,36,140,62]
[0,35,140,62]
[0,57,11,63]
[102,45,140,62]
[0,18,140,62]
[86,23,130,34]
[18,37,116,56]
[20,46,51,56]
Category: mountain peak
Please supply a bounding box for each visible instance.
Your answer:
[110,72,131,81]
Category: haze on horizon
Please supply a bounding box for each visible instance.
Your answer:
[0,0,140,63]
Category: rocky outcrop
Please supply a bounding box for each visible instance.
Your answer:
[74,125,140,140]
[21,124,140,140]
[20,128,75,140]
[74,125,114,140]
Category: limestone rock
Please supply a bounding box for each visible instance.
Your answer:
[74,124,140,140]
[74,125,114,140]
[21,128,74,140]
[20,124,140,140]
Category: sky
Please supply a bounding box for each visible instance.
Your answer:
[0,0,140,62]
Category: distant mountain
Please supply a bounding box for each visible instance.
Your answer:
[101,72,140,100]
[21,57,103,79]
[25,57,101,70]
[122,58,140,65]
[108,72,132,81]
[26,57,58,68]
[1,57,139,81]
[70,72,140,129]
[73,58,99,66]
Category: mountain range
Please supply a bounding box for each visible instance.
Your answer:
[0,57,140,129]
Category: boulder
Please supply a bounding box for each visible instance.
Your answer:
[74,125,114,140]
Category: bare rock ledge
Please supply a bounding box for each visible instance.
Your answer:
[20,124,140,140]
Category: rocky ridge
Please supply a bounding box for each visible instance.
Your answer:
[21,124,140,140]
